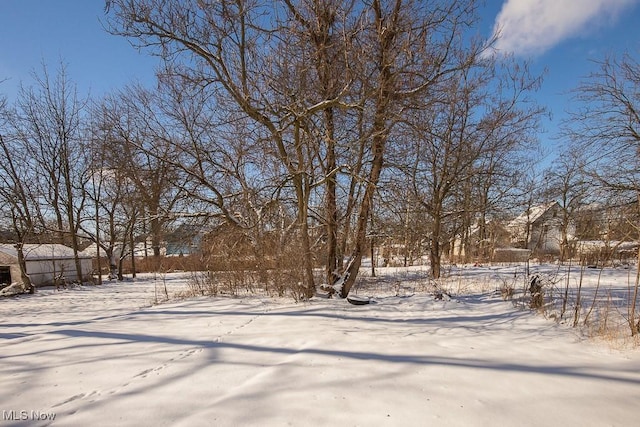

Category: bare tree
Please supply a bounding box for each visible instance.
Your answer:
[335,0,492,295]
[10,63,89,283]
[565,51,640,335]
[98,85,189,269]
[107,0,353,296]
[567,53,640,193]
[399,58,543,278]
[0,132,39,291]
[542,149,589,262]
[0,93,45,291]
[280,0,358,286]
[106,0,503,298]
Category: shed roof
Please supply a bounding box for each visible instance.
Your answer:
[0,244,92,261]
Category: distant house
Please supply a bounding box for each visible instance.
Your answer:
[451,220,511,263]
[507,202,574,256]
[83,225,205,259]
[165,224,204,256]
[575,199,639,242]
[573,201,639,264]
[0,244,93,287]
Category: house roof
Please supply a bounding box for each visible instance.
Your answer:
[507,201,558,230]
[82,241,166,257]
[0,244,92,261]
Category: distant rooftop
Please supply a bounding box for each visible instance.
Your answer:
[507,202,558,229]
[0,244,92,260]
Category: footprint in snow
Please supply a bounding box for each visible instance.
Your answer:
[52,392,86,407]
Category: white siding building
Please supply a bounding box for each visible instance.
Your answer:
[0,244,93,287]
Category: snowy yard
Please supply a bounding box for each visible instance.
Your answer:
[1,266,639,426]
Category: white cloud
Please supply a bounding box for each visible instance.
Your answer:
[489,0,639,57]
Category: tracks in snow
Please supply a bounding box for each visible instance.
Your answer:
[50,303,271,417]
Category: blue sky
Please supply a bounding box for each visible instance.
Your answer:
[0,1,157,100]
[480,0,640,160]
[1,0,640,159]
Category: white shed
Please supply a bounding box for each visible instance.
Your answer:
[0,244,93,287]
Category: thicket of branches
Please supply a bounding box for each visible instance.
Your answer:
[0,1,638,306]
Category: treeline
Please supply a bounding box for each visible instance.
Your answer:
[0,1,638,299]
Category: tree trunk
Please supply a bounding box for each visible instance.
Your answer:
[630,195,640,336]
[107,248,118,279]
[339,138,385,297]
[61,129,85,285]
[294,173,315,298]
[130,227,137,279]
[149,210,162,266]
[430,216,442,279]
[338,0,394,298]
[94,194,103,285]
[370,236,376,277]
[15,243,34,293]
[67,212,84,284]
[325,107,339,286]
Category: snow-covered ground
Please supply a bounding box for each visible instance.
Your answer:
[1,266,639,426]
